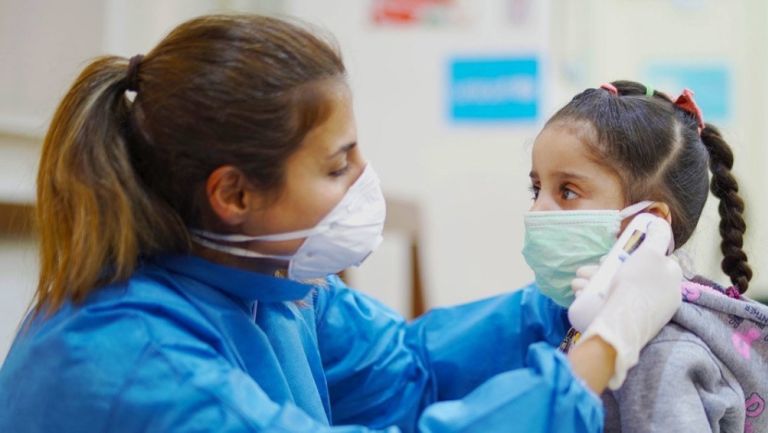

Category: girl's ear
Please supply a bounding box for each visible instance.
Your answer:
[647,202,672,225]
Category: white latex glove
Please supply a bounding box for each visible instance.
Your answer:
[574,218,682,390]
[571,264,599,298]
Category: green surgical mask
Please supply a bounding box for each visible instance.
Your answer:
[521,201,652,307]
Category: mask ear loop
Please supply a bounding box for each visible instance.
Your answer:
[191,227,319,243]
[618,200,675,254]
[190,234,294,261]
[618,200,654,219]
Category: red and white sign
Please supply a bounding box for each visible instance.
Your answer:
[371,0,465,26]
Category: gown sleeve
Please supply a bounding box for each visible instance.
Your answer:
[313,276,604,433]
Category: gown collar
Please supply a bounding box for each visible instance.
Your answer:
[151,254,313,302]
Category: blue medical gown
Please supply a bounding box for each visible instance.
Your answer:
[0,255,602,432]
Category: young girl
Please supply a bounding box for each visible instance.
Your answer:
[524,80,768,432]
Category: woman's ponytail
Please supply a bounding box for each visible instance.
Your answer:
[35,56,186,314]
[700,124,752,293]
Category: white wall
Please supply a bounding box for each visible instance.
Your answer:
[0,0,106,140]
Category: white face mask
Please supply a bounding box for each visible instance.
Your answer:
[191,164,386,281]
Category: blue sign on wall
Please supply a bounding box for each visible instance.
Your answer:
[449,57,539,122]
[645,64,731,122]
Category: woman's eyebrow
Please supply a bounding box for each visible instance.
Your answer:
[327,142,357,160]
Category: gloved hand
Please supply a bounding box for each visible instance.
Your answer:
[572,218,682,390]
[571,264,599,298]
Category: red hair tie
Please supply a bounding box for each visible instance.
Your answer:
[600,83,618,95]
[673,88,705,134]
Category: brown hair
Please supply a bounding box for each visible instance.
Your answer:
[35,14,346,313]
[546,80,751,293]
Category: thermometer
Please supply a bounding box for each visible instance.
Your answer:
[568,213,673,332]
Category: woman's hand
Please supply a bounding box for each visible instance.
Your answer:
[568,219,682,393]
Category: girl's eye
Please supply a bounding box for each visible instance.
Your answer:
[561,188,578,200]
[528,185,540,200]
[330,165,350,177]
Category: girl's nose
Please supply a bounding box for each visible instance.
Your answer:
[530,194,559,212]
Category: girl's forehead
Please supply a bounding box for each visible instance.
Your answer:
[533,126,596,169]
[532,125,620,181]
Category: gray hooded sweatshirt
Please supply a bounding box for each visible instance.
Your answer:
[601,278,768,433]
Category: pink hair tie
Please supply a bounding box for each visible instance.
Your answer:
[725,286,741,300]
[673,88,705,134]
[600,83,618,95]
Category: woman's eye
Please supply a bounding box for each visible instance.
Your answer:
[330,165,350,177]
[528,185,540,200]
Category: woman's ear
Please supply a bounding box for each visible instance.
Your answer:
[646,202,672,224]
[205,166,264,227]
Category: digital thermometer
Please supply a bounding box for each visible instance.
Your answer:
[568,213,673,332]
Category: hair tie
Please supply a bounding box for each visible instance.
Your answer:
[600,82,618,95]
[645,85,654,97]
[126,54,144,92]
[673,88,704,134]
